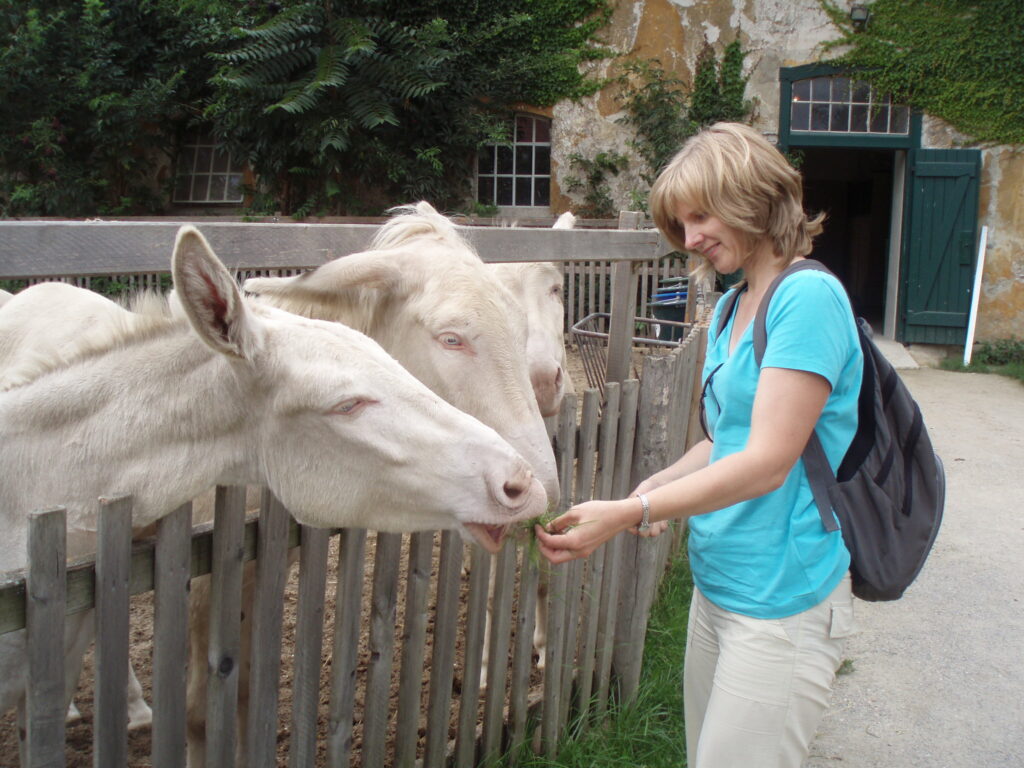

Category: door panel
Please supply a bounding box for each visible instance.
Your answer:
[900,149,981,344]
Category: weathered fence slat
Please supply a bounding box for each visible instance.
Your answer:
[27,507,67,768]
[152,503,192,768]
[455,542,490,768]
[94,495,133,768]
[573,390,603,720]
[247,490,291,768]
[422,531,462,768]
[556,399,584,737]
[288,525,331,768]
[394,532,434,768]
[481,540,517,765]
[363,532,403,767]
[593,382,623,718]
[507,550,540,764]
[206,486,247,768]
[326,528,367,767]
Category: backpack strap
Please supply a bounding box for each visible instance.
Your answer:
[714,287,744,341]
[751,258,842,533]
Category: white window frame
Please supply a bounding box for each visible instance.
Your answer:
[790,76,911,136]
[477,114,552,212]
[174,131,245,204]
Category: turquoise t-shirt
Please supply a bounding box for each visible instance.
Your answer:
[690,268,863,619]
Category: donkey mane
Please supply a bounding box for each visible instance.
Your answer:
[0,290,181,392]
[372,202,478,258]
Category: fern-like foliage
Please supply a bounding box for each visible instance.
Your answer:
[206,0,613,216]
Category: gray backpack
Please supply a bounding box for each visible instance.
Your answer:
[712,259,945,601]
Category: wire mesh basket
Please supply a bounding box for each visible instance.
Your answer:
[570,312,692,395]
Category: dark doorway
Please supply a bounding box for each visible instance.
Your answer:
[799,147,894,329]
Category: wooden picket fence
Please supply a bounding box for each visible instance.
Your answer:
[0,217,707,767]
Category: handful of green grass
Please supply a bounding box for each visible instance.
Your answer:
[518,504,560,567]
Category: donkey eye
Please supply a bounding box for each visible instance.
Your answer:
[437,332,465,350]
[330,398,371,416]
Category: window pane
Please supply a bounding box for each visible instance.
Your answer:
[515,146,532,174]
[497,146,514,174]
[195,147,212,173]
[191,175,210,201]
[791,101,810,131]
[208,174,227,201]
[534,178,550,206]
[534,119,550,143]
[226,173,244,202]
[832,77,851,102]
[515,115,532,142]
[830,103,850,131]
[811,77,831,101]
[535,146,551,175]
[211,149,230,173]
[478,145,495,174]
[852,81,871,103]
[811,103,829,130]
[851,104,869,132]
[515,177,532,206]
[497,177,514,206]
[891,106,910,134]
[869,105,889,133]
[793,79,811,102]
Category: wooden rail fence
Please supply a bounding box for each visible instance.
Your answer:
[0,218,706,767]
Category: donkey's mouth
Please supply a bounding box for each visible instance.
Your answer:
[465,522,510,554]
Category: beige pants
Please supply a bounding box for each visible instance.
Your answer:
[684,575,854,768]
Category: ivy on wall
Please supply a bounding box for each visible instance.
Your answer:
[593,40,751,215]
[820,0,1023,145]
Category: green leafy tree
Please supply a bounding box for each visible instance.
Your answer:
[820,0,1024,145]
[0,0,237,216]
[207,0,613,216]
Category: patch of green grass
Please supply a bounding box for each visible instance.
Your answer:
[940,357,1024,384]
[508,550,693,767]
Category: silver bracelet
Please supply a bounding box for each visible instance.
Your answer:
[636,493,651,532]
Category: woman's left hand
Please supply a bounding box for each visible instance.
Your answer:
[534,499,635,564]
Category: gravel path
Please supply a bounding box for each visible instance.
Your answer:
[805,365,1024,767]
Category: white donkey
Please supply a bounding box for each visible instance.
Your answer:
[489,210,576,417]
[0,226,546,763]
[177,202,561,763]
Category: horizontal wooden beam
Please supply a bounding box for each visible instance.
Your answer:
[0,221,669,278]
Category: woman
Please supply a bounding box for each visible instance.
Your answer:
[534,122,863,768]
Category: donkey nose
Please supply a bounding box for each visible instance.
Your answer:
[490,460,542,514]
[532,363,565,418]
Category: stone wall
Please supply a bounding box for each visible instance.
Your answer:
[549,0,1022,342]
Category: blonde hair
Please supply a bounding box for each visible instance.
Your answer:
[650,122,824,282]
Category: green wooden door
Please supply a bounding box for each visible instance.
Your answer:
[900,148,981,344]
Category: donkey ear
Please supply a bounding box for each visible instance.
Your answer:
[243,249,405,310]
[172,226,261,360]
[552,211,577,230]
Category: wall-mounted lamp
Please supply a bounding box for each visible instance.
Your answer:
[850,4,871,31]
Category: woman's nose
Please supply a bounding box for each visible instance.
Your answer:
[684,226,702,250]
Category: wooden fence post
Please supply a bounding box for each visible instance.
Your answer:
[247,490,291,768]
[325,528,367,766]
[152,503,192,768]
[94,494,133,768]
[26,507,67,768]
[205,485,247,768]
[604,213,643,385]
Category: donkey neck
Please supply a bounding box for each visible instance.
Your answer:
[0,328,259,553]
